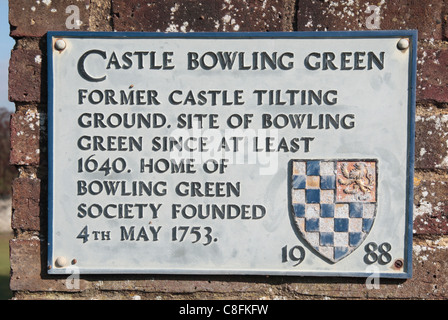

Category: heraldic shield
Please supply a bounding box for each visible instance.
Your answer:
[290,159,377,263]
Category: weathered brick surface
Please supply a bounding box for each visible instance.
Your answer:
[9,49,44,103]
[9,239,88,292]
[96,276,272,294]
[444,7,448,40]
[413,174,448,235]
[10,239,43,292]
[417,48,448,103]
[112,0,285,32]
[11,178,41,231]
[9,0,90,38]
[414,114,448,170]
[296,0,445,40]
[9,109,40,165]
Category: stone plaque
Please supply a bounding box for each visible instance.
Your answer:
[47,31,416,277]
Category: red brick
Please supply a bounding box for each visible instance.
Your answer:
[11,178,41,231]
[112,0,285,32]
[97,277,270,294]
[9,110,40,165]
[10,239,89,292]
[414,114,448,170]
[8,49,44,103]
[297,0,444,40]
[10,239,42,291]
[9,0,90,38]
[444,8,448,40]
[414,176,448,235]
[417,48,448,103]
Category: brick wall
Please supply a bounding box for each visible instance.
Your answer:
[8,0,448,300]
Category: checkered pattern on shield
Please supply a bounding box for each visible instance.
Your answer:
[290,160,377,263]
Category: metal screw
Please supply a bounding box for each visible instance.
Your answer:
[394,259,404,269]
[397,38,409,51]
[54,39,66,51]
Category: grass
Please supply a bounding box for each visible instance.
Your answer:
[0,233,12,300]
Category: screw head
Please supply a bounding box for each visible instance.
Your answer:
[397,38,409,51]
[54,39,66,51]
[394,259,404,269]
[55,256,67,268]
